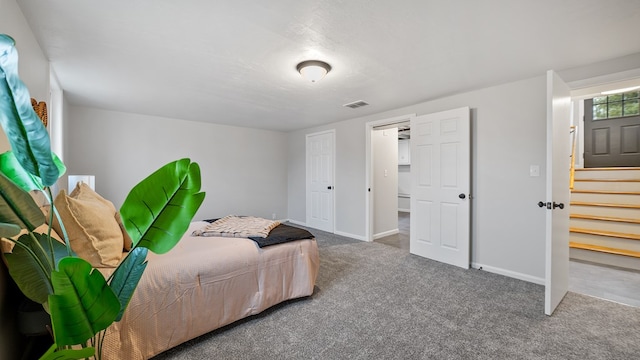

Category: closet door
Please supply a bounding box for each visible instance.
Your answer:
[306,130,335,232]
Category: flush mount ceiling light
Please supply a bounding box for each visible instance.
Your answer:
[296,60,331,83]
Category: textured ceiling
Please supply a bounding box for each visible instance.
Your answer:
[15,0,640,132]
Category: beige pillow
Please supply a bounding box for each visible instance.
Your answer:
[116,212,133,251]
[51,183,123,268]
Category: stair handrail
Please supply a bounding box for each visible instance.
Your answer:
[570,125,577,189]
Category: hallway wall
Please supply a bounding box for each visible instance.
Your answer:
[373,128,398,237]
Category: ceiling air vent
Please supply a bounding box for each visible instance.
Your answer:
[343,100,369,109]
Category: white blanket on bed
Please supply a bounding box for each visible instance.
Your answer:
[191,215,281,238]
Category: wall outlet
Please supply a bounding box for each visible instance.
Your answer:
[272,213,276,220]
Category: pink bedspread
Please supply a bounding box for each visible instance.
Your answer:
[99,221,319,360]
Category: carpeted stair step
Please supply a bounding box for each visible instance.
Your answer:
[569,227,640,241]
[570,214,640,234]
[570,201,640,208]
[571,190,640,195]
[570,190,640,205]
[575,179,640,182]
[572,179,640,192]
[569,241,640,258]
[570,201,640,218]
[570,214,640,224]
[569,229,640,255]
[573,167,640,181]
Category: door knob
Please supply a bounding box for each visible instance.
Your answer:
[459,193,466,199]
[553,202,564,209]
[538,201,545,208]
[327,186,333,190]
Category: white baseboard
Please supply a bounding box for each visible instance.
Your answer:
[286,219,307,227]
[471,262,545,285]
[287,219,367,242]
[334,230,367,242]
[373,228,399,240]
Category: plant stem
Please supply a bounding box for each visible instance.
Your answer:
[49,199,72,257]
[43,188,56,264]
[97,331,105,360]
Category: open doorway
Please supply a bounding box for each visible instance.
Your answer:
[365,107,471,269]
[567,79,640,307]
[373,123,411,251]
[365,114,414,246]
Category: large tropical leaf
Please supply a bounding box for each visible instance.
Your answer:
[39,343,95,360]
[0,34,59,186]
[0,150,66,192]
[0,171,45,237]
[48,257,120,346]
[109,246,148,321]
[4,232,67,304]
[120,158,205,254]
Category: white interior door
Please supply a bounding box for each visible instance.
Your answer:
[410,107,470,268]
[545,70,571,315]
[306,130,335,232]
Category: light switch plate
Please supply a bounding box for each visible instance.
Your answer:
[530,165,540,177]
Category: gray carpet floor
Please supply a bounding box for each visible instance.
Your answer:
[151,226,640,360]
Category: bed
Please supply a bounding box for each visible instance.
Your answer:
[4,184,319,359]
[97,219,320,360]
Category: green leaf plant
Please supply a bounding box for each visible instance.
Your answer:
[0,34,205,359]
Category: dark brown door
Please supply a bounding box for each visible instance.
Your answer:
[584,98,640,168]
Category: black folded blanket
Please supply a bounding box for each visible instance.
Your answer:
[203,219,315,248]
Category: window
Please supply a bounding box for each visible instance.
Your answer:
[592,90,639,120]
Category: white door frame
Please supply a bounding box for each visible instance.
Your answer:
[365,114,415,242]
[306,129,336,233]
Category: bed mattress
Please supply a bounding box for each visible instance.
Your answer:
[99,221,319,360]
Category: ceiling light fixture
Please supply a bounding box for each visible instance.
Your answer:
[601,86,640,95]
[296,60,331,83]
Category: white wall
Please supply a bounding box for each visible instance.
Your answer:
[0,0,50,152]
[288,118,367,239]
[66,107,289,221]
[373,128,398,237]
[0,1,50,358]
[288,75,548,283]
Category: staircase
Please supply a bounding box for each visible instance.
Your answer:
[569,167,640,270]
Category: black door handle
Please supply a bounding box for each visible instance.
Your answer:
[327,186,333,190]
[459,193,466,199]
[553,202,564,209]
[538,201,546,208]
